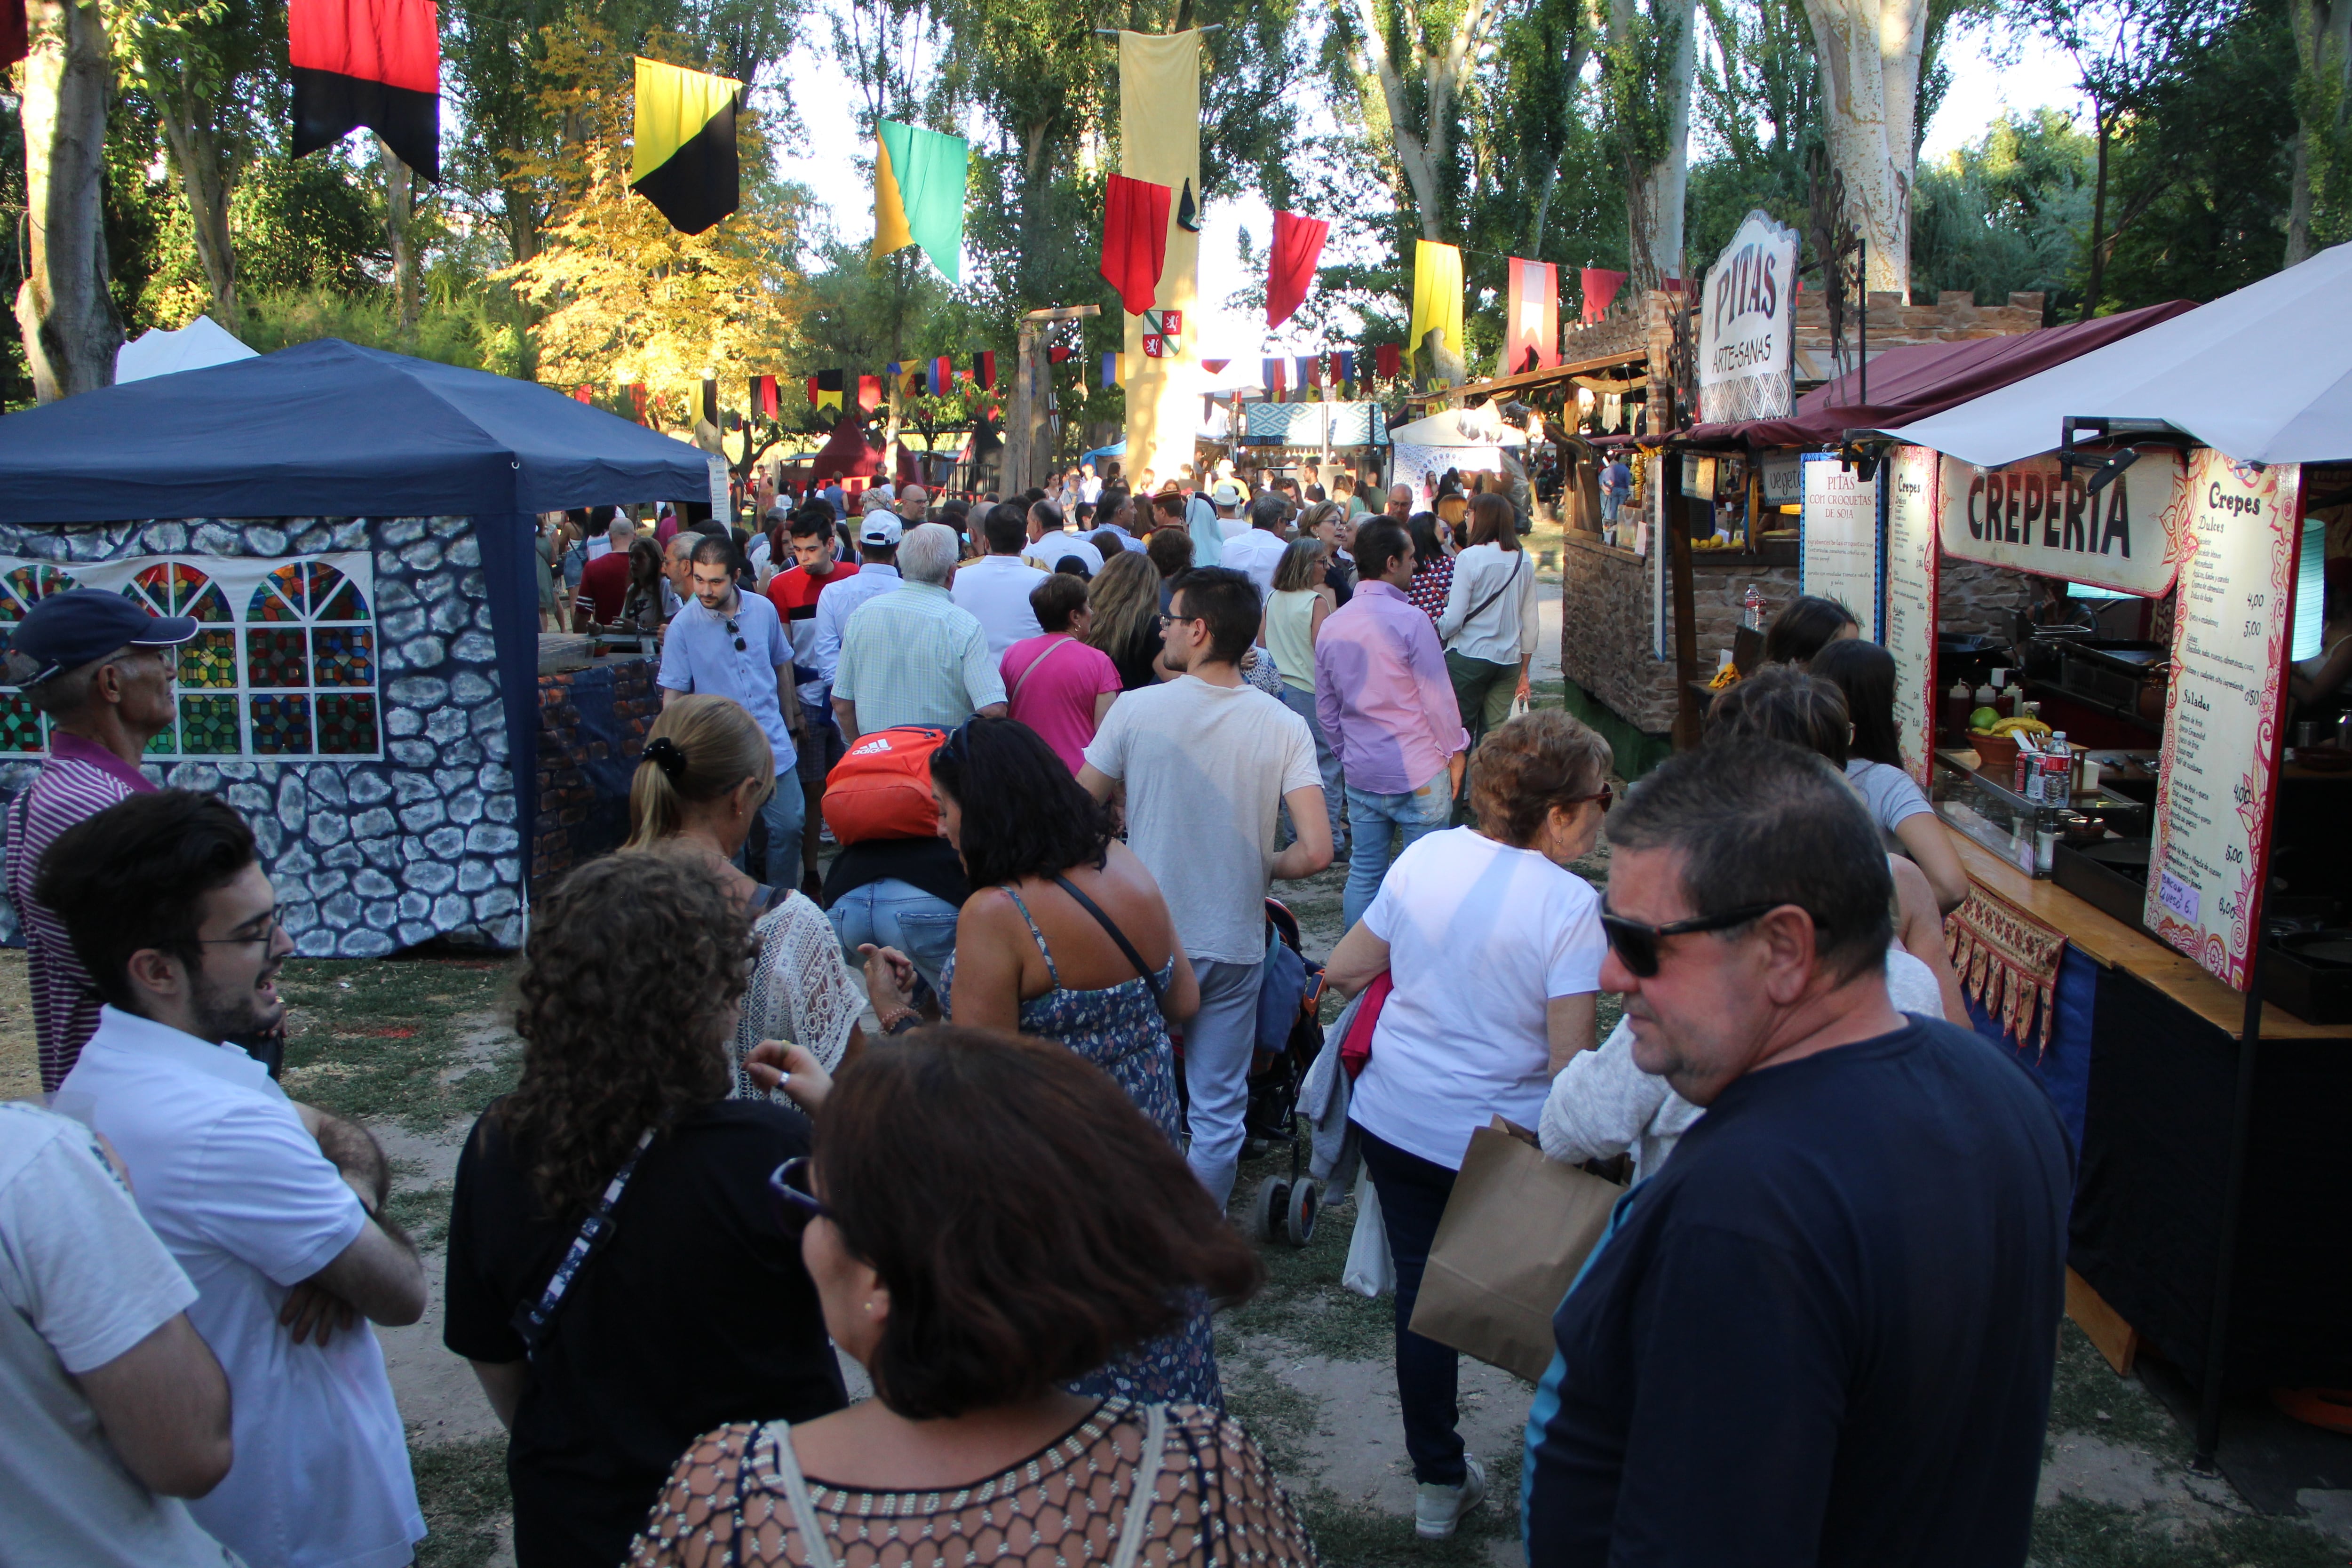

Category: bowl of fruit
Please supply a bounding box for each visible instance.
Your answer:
[1967,710,2051,780]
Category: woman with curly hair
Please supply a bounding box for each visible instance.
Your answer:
[1084,549,1168,690]
[629,1029,1317,1568]
[624,694,864,1092]
[443,852,845,1568]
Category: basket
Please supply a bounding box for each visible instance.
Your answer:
[1969,731,2022,780]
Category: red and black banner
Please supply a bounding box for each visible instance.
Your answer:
[290,0,440,181]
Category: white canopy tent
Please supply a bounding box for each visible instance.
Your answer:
[114,316,258,383]
[1885,241,2352,467]
[1387,403,1527,488]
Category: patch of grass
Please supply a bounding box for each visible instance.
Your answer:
[2028,1494,2339,1568]
[278,957,520,1132]
[409,1434,512,1568]
[2044,1321,2188,1461]
[1222,1154,1398,1365]
[1290,1443,1524,1568]
[386,1179,453,1251]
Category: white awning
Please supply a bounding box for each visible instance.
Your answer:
[114,316,258,382]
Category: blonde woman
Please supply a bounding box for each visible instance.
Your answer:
[1084,549,1168,691]
[626,695,864,1092]
[1263,536,1346,847]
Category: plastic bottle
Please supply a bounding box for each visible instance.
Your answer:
[2042,732,2073,812]
[1990,667,2017,718]
[1742,583,1767,631]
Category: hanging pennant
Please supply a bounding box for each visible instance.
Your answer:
[572,385,592,403]
[1375,343,1402,382]
[754,375,779,418]
[1504,257,1561,374]
[1102,352,1126,389]
[1175,177,1201,234]
[1049,346,1073,365]
[1581,266,1629,325]
[1099,173,1174,317]
[929,357,951,396]
[804,375,818,408]
[1332,350,1354,386]
[1262,358,1287,400]
[630,57,741,235]
[289,0,442,181]
[974,350,996,390]
[1265,210,1328,330]
[873,119,969,284]
[857,374,881,411]
[1407,240,1465,382]
[1295,355,1318,392]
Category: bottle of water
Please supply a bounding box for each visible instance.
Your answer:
[1742,583,1767,631]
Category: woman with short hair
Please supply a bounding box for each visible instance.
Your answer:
[1322,708,1612,1540]
[628,1030,1316,1568]
[624,695,864,1090]
[1437,493,1540,763]
[446,853,845,1568]
[1001,574,1121,773]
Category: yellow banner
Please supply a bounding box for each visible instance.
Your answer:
[1408,240,1465,387]
[1118,29,1201,486]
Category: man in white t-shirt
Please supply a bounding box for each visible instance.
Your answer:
[1080,567,1332,1204]
[51,791,428,1568]
[1022,499,1105,576]
[951,502,1049,654]
[1218,493,1293,601]
[0,1101,239,1568]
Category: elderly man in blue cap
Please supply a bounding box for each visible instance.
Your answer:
[3,589,198,1089]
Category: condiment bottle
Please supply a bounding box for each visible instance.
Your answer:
[1945,679,1973,741]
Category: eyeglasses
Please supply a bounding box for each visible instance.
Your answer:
[723,617,746,653]
[1575,786,1614,814]
[767,1157,834,1233]
[1598,901,1792,978]
[1157,612,1202,627]
[196,908,285,948]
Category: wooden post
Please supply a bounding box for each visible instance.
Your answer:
[1008,304,1100,493]
[1668,456,1703,751]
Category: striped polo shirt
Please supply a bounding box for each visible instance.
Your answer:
[4,734,155,1090]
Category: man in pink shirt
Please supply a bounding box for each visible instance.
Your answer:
[1000,573,1121,772]
[1314,520,1468,930]
[1,589,197,1088]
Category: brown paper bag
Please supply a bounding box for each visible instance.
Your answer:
[1406,1115,1627,1382]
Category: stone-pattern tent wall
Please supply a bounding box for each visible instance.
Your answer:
[0,516,524,956]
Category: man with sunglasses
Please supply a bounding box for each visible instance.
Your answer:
[50,790,428,1568]
[1,589,196,1090]
[660,535,803,886]
[1523,741,2070,1568]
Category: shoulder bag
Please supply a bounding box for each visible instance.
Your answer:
[1009,636,1078,702]
[1442,549,1525,649]
[1050,874,1166,1011]
[509,1126,654,1361]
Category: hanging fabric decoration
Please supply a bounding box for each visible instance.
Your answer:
[289,0,441,180]
[856,374,881,411]
[928,357,950,396]
[1295,355,1318,392]
[973,350,996,391]
[813,370,843,413]
[1101,352,1125,389]
[0,0,24,69]
[904,365,927,398]
[1265,210,1328,330]
[1503,257,1561,374]
[1049,346,1073,365]
[1374,343,1403,382]
[1175,178,1201,234]
[630,57,741,235]
[1262,358,1287,400]
[572,385,592,403]
[754,375,779,418]
[1580,266,1629,325]
[1099,173,1174,317]
[628,384,649,421]
[1407,240,1465,383]
[872,119,969,284]
[1332,350,1355,386]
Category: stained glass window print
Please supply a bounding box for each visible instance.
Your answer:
[176,695,241,754]
[0,565,78,624]
[0,691,42,754]
[246,628,309,689]
[316,694,379,755]
[249,694,314,755]
[310,627,373,687]
[180,629,238,688]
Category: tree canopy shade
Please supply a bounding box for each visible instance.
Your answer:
[0,336,714,524]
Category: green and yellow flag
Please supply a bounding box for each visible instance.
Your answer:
[873,119,968,285]
[631,57,742,235]
[1408,239,1465,373]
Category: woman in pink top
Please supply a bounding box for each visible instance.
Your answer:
[1001,573,1123,772]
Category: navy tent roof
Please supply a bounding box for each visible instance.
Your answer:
[0,337,715,524]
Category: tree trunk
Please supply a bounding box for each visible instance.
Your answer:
[1801,0,1925,299]
[1615,0,1696,288]
[503,188,540,266]
[15,0,123,401]
[2286,0,2352,267]
[2082,113,2111,323]
[156,86,238,331]
[2287,127,2314,267]
[380,136,420,341]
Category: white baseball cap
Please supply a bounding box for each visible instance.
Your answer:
[858,515,904,546]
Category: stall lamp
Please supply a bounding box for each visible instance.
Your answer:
[1835,435,1886,481]
[2058,416,2192,493]
[2057,445,2142,496]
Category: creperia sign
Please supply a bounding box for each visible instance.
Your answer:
[1697,209,1801,424]
[1935,448,2193,597]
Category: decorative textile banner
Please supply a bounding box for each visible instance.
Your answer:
[872,119,967,284]
[974,350,995,391]
[629,56,741,235]
[1580,267,1628,325]
[1099,174,1173,317]
[1374,344,1402,381]
[812,369,843,413]
[1407,241,1464,386]
[1261,358,1286,398]
[754,375,778,418]
[1502,257,1559,374]
[929,357,950,396]
[856,374,880,412]
[1118,28,1204,485]
[1245,402,1322,445]
[1266,210,1329,329]
[1945,888,2068,1055]
[1332,350,1355,386]
[290,0,441,181]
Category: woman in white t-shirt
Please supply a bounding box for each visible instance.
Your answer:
[1320,708,1611,1538]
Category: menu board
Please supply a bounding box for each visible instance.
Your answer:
[1883,446,1941,786]
[1800,454,1880,641]
[2142,450,2304,990]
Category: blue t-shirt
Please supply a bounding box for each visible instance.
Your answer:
[657,590,797,771]
[1524,1016,2071,1568]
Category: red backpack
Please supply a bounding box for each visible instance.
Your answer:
[821,726,948,844]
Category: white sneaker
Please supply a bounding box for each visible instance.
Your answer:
[1414,1453,1486,1540]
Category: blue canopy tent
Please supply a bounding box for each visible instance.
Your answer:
[0,339,714,951]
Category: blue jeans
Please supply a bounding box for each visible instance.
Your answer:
[1279,685,1346,847]
[1343,767,1452,931]
[735,779,805,890]
[826,878,961,1001]
[1357,1125,1467,1485]
[1183,958,1265,1208]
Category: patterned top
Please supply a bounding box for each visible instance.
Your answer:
[1406,556,1454,622]
[728,892,864,1101]
[625,1398,1319,1568]
[832,583,1008,732]
[3,736,156,1090]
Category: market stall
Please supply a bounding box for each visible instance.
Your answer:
[1867,243,2352,1470]
[0,337,713,955]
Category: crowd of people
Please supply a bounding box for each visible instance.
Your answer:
[1,472,2073,1568]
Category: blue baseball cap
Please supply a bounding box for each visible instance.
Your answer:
[8,589,198,685]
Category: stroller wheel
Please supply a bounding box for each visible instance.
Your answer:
[1283,1175,1319,1249]
[1252,1176,1291,1244]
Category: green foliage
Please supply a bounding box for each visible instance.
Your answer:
[238,287,532,371]
[1684,0,1816,266]
[1912,109,2094,310]
[233,151,384,296]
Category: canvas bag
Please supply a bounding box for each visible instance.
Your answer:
[1406,1115,1626,1382]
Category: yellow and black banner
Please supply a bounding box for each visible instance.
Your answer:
[631,56,741,235]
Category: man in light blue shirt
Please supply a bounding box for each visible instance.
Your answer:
[811,514,906,692]
[659,535,803,884]
[832,524,1008,741]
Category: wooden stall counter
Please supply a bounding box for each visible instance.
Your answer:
[1951,835,2352,1042]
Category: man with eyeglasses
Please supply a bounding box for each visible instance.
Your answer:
[1,589,195,1090]
[1521,741,2070,1568]
[50,789,428,1568]
[659,535,803,887]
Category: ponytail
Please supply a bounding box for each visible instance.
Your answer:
[623,696,776,850]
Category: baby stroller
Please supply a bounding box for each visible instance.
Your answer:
[1245,897,1327,1249]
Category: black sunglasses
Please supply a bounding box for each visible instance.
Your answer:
[1598,901,1788,978]
[767,1157,833,1233]
[724,616,746,653]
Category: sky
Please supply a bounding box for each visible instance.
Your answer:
[765,12,2096,359]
